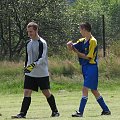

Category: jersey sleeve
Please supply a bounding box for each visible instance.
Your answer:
[73,42,82,52]
[73,38,84,52]
[87,40,97,59]
[34,42,47,66]
[24,40,30,67]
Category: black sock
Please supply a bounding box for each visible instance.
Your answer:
[20,97,31,116]
[47,94,58,112]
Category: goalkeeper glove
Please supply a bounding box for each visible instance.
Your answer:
[24,63,35,73]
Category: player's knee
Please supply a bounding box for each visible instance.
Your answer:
[82,87,88,96]
[24,89,32,97]
[42,89,51,98]
[91,90,100,97]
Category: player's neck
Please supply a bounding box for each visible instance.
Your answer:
[85,33,92,40]
[32,34,40,40]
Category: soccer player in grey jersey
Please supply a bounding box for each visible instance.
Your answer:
[11,22,60,119]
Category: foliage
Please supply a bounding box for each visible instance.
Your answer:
[0,0,70,60]
[0,42,120,94]
[0,0,120,60]
[67,0,120,43]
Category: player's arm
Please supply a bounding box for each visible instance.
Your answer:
[24,63,35,73]
[34,42,47,66]
[67,41,74,51]
[24,41,36,73]
[74,40,97,60]
[67,41,90,60]
[72,47,90,60]
[86,40,97,59]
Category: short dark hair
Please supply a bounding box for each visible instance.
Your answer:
[27,22,38,31]
[80,22,91,32]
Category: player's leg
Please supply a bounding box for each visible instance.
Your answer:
[91,90,111,115]
[11,89,32,119]
[72,65,90,117]
[11,75,38,119]
[39,76,60,117]
[20,89,32,116]
[42,89,60,117]
[72,86,88,117]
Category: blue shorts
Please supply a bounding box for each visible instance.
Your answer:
[82,64,98,90]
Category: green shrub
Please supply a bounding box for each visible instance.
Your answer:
[99,52,120,79]
[109,40,120,57]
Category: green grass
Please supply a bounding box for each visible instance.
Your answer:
[0,52,120,119]
[0,51,120,94]
[0,90,120,120]
[1,72,120,94]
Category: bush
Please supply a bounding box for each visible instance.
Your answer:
[49,57,79,78]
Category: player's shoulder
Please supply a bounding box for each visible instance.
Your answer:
[90,36,97,42]
[39,37,47,44]
[76,38,85,43]
[89,36,97,44]
[25,39,31,46]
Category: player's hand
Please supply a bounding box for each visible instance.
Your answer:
[24,63,35,73]
[67,41,73,50]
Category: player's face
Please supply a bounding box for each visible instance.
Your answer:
[80,27,86,37]
[27,27,37,39]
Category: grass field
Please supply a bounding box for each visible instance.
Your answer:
[0,45,120,120]
[0,89,120,120]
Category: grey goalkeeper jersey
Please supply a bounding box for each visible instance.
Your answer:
[25,37,49,77]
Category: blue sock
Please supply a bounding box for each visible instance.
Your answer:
[97,96,109,111]
[79,96,88,114]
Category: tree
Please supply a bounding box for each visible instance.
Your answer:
[0,0,70,60]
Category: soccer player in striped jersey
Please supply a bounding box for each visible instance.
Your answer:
[67,22,111,117]
[11,22,60,118]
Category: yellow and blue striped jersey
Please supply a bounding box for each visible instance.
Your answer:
[73,36,98,65]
